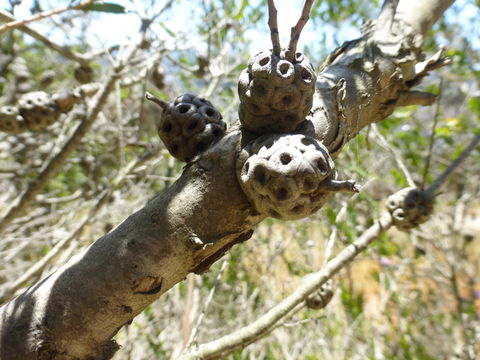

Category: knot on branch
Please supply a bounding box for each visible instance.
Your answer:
[386,187,433,231]
[305,279,334,310]
[146,92,227,162]
[236,134,360,220]
[238,49,317,133]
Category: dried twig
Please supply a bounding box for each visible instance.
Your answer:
[0,0,97,34]
[186,260,229,347]
[267,0,281,56]
[426,133,480,195]
[180,213,393,360]
[0,10,88,65]
[0,38,145,236]
[372,124,416,187]
[286,0,315,61]
[421,78,443,189]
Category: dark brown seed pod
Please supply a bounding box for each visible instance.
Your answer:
[52,91,80,113]
[0,106,27,134]
[151,65,165,90]
[238,49,317,133]
[237,134,360,220]
[146,92,227,162]
[305,280,334,310]
[18,91,60,131]
[74,65,94,84]
[386,188,434,231]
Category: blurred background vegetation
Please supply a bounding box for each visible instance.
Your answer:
[0,0,479,359]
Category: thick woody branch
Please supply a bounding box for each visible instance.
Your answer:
[376,0,399,34]
[0,147,162,305]
[0,131,261,359]
[396,0,456,36]
[298,0,453,157]
[0,1,457,358]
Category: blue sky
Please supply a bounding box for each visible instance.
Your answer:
[5,0,479,54]
[8,0,360,54]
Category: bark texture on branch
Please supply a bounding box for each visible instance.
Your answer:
[0,131,261,359]
[0,0,455,358]
[299,0,454,158]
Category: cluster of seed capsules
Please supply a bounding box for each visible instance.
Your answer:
[146,92,227,162]
[232,19,363,220]
[238,49,317,133]
[0,63,95,134]
[237,134,359,220]
[0,90,80,134]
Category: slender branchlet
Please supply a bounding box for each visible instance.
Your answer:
[267,0,281,56]
[426,133,480,195]
[286,0,315,61]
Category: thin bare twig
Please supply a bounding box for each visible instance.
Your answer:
[285,0,315,61]
[0,0,97,34]
[426,133,480,195]
[186,260,229,347]
[180,213,393,360]
[371,124,416,187]
[0,10,88,65]
[323,202,347,263]
[267,0,281,56]
[421,78,443,189]
[181,274,196,346]
[0,37,145,236]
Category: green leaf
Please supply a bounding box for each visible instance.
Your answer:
[158,22,176,37]
[234,0,248,20]
[82,3,127,14]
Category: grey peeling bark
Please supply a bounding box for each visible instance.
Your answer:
[0,0,454,359]
[301,0,455,158]
[396,0,456,36]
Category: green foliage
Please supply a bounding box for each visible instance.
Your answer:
[82,2,127,14]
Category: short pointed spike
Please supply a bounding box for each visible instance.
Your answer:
[267,0,281,56]
[145,91,169,110]
[286,0,315,62]
[321,179,361,193]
